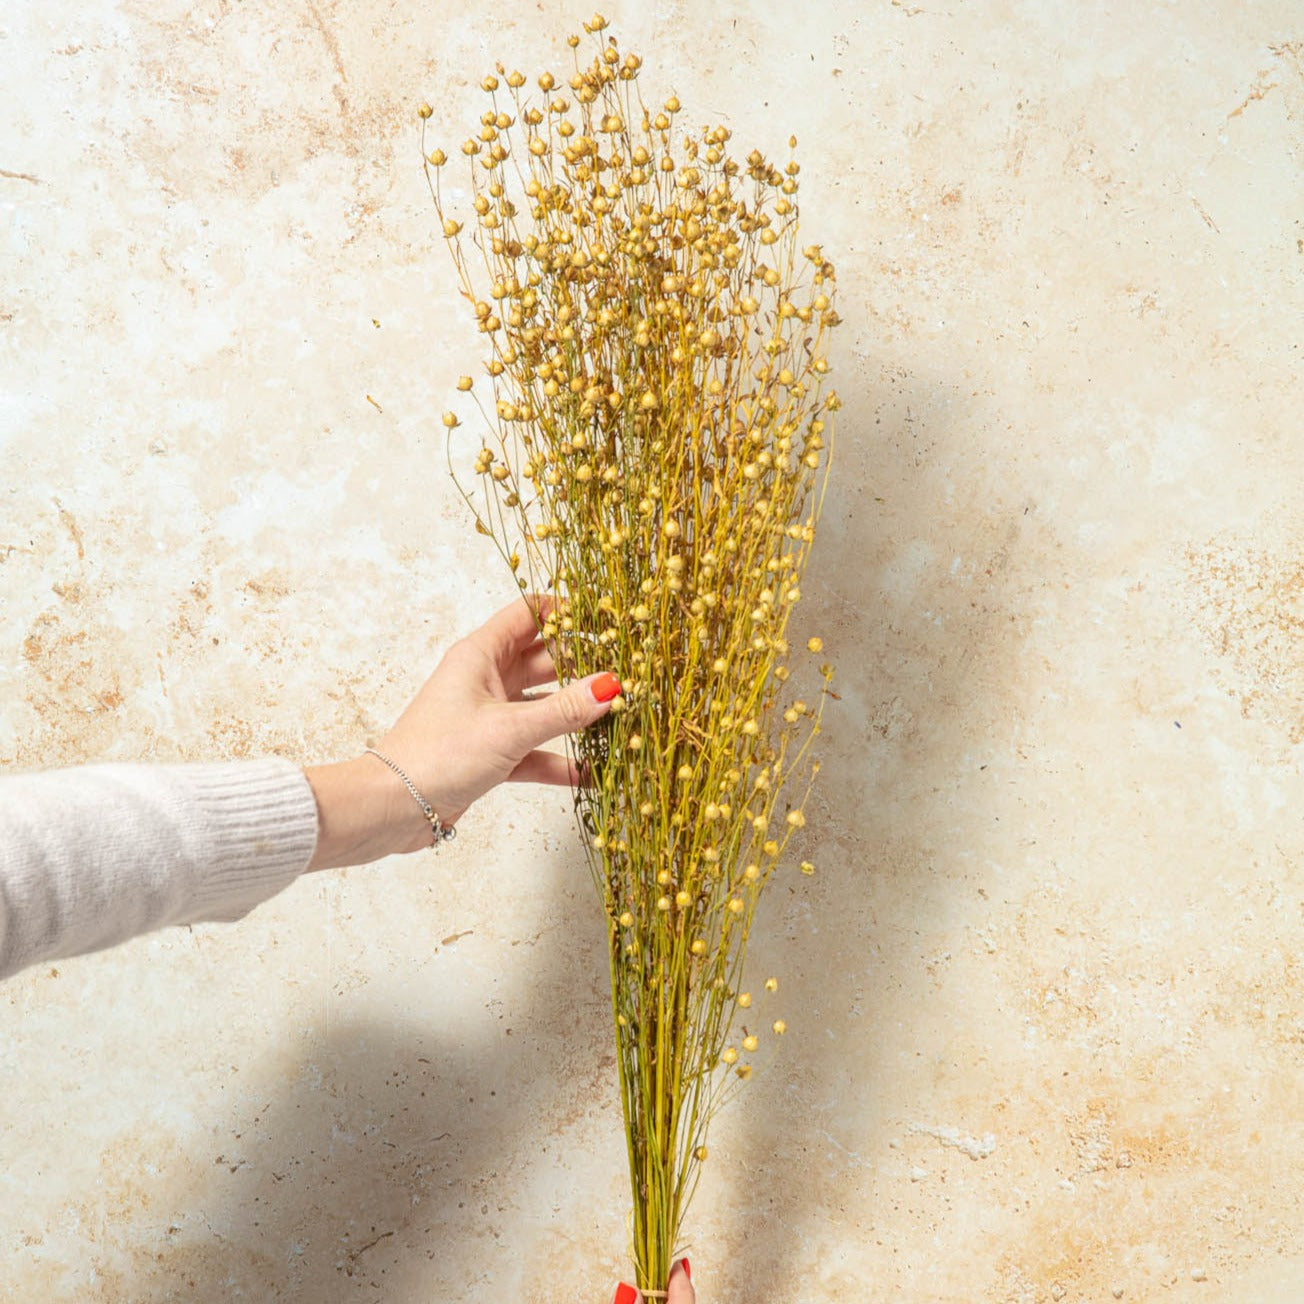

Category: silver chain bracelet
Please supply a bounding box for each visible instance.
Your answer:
[364,748,457,847]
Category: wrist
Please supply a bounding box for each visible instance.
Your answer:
[303,754,430,872]
[363,747,458,848]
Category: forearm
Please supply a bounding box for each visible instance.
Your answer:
[0,759,318,980]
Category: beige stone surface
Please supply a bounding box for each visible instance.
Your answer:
[2,2,1302,1300]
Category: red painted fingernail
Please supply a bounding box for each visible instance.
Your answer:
[591,672,622,703]
[681,1257,691,1280]
[614,1284,638,1304]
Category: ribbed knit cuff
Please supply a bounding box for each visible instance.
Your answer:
[0,758,321,980]
[176,758,320,924]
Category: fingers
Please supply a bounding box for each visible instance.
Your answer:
[511,672,620,752]
[505,748,579,788]
[515,641,560,692]
[477,600,570,698]
[477,594,552,657]
[613,1260,694,1304]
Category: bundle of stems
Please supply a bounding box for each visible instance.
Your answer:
[423,17,839,1291]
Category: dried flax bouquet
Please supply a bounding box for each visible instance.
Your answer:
[423,17,840,1292]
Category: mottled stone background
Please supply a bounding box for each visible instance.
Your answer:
[2,2,1302,1301]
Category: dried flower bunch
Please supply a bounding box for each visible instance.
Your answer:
[423,15,839,1291]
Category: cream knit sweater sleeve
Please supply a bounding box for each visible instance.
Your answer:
[0,758,320,981]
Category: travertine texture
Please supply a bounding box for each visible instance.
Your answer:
[2,3,1302,1301]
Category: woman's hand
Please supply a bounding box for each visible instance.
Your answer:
[613,1259,695,1304]
[304,597,620,870]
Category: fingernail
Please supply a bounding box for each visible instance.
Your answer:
[614,1284,638,1304]
[591,672,622,703]
[681,1257,691,1280]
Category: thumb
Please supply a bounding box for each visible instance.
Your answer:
[667,1258,695,1303]
[514,671,621,749]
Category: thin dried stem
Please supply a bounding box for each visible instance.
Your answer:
[425,18,840,1292]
